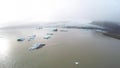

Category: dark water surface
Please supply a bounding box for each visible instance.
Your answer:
[0,28,120,68]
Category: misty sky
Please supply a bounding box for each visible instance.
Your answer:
[0,0,120,27]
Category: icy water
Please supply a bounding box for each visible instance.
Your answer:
[0,28,120,68]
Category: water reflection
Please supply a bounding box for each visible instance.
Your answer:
[0,37,14,68]
[0,38,10,58]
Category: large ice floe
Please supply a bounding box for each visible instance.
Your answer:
[29,43,45,51]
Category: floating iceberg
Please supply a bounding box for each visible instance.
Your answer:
[29,43,45,51]
[28,35,36,41]
[52,28,58,32]
[43,35,51,39]
[17,38,25,41]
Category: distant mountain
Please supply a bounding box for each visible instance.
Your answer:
[91,21,120,40]
[91,21,120,34]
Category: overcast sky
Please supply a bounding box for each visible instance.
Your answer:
[0,0,120,27]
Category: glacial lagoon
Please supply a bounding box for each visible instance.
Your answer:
[0,28,120,68]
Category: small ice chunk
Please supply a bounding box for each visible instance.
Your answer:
[17,38,25,41]
[74,62,79,65]
[28,35,36,41]
[95,29,106,33]
[47,33,53,35]
[43,35,51,39]
[52,28,58,32]
[37,26,43,29]
[60,30,68,32]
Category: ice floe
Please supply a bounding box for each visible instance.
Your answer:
[43,35,51,39]
[17,38,25,41]
[28,35,36,41]
[47,33,53,35]
[29,43,45,51]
